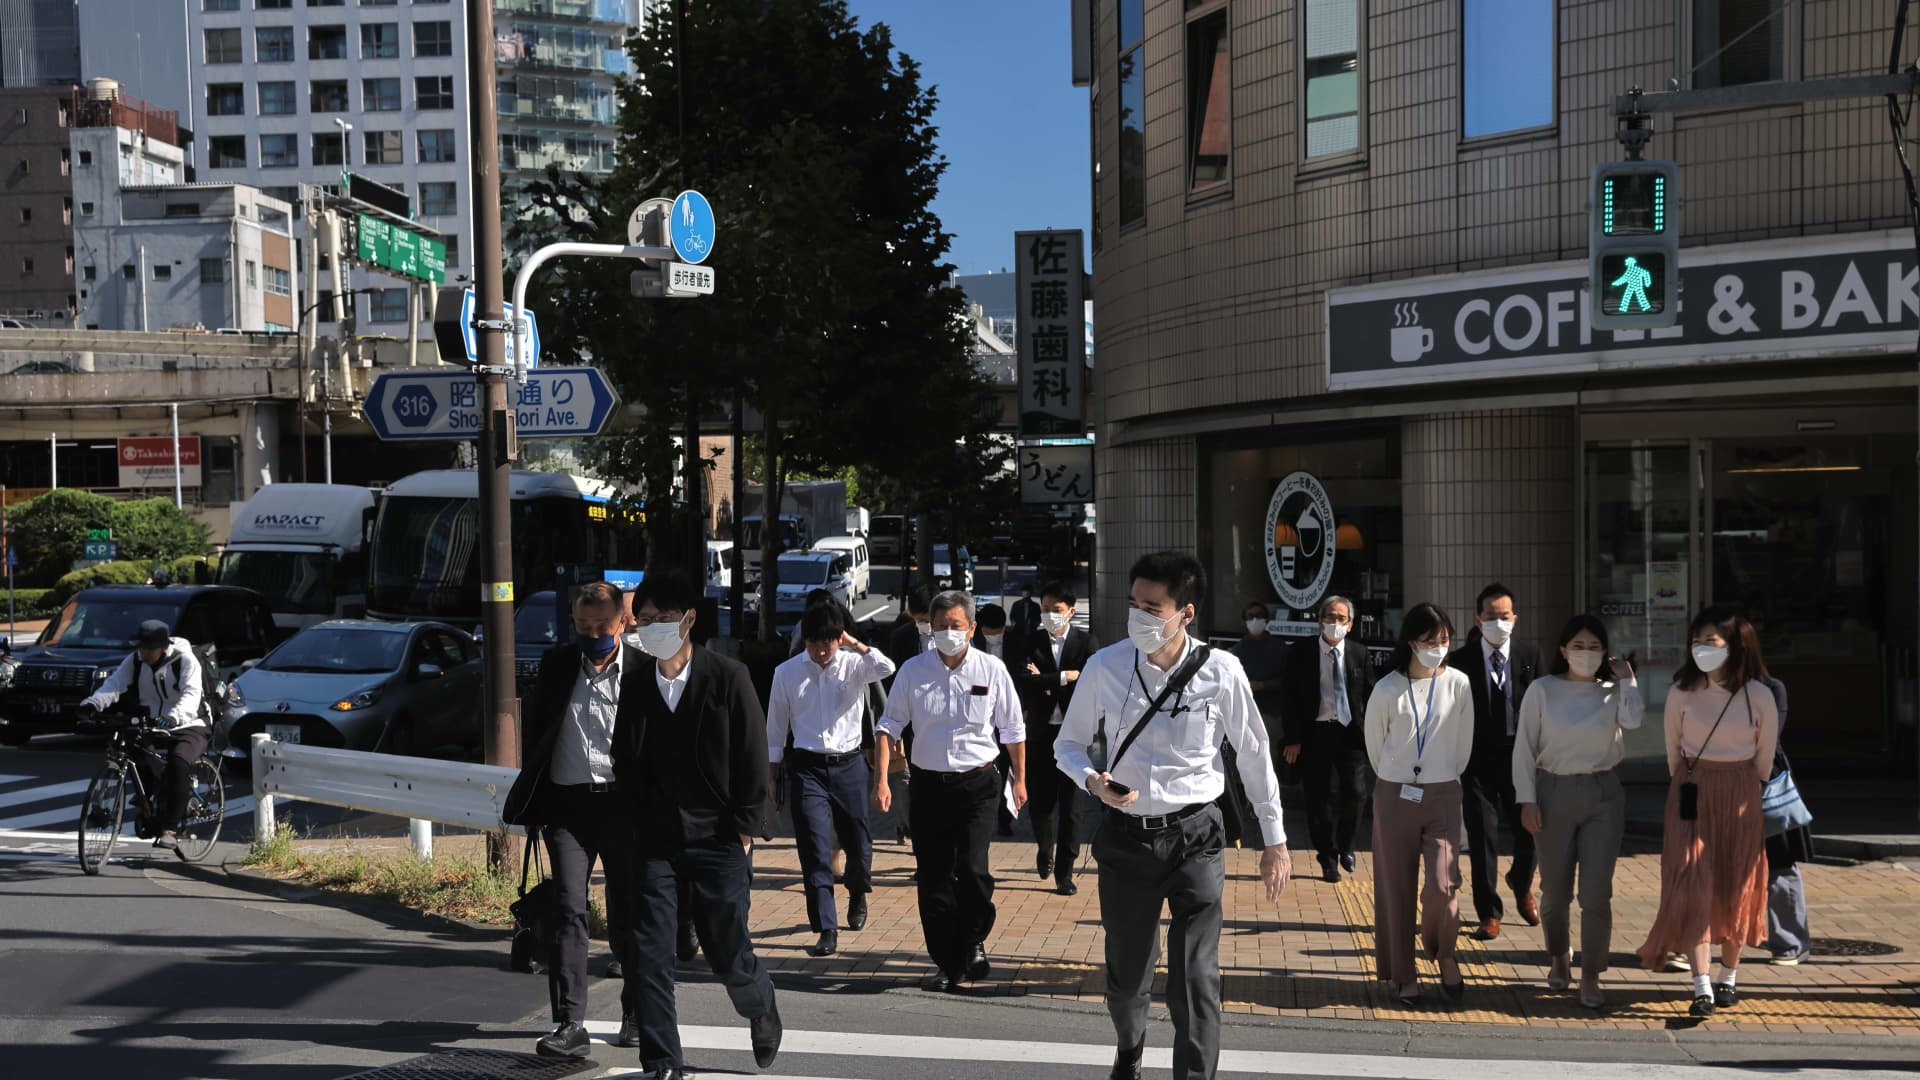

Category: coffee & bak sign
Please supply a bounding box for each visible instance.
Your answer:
[1326,233,1919,390]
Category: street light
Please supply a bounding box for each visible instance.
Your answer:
[294,286,384,484]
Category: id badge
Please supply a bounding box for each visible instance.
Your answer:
[1399,784,1425,804]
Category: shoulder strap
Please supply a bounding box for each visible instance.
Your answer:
[1683,684,1740,777]
[518,826,540,897]
[1108,644,1212,774]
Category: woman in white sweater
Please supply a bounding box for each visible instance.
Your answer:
[1513,615,1643,1010]
[1364,602,1476,1005]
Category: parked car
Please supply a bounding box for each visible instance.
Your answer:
[0,584,275,745]
[811,535,871,600]
[870,514,909,562]
[932,543,974,592]
[771,551,855,632]
[514,591,561,699]
[218,619,484,759]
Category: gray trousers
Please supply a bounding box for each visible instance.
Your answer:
[1534,770,1625,973]
[1768,865,1809,955]
[1093,804,1225,1080]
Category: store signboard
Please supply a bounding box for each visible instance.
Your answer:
[118,436,201,488]
[1015,229,1087,436]
[1326,233,1917,389]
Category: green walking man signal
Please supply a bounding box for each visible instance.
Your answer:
[1588,160,1680,329]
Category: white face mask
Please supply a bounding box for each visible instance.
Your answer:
[1040,611,1071,634]
[1691,644,1729,674]
[635,617,688,658]
[1480,618,1514,646]
[932,629,969,657]
[1244,618,1268,636]
[915,620,933,640]
[1127,607,1183,654]
[1565,650,1603,679]
[1321,621,1350,644]
[1413,645,1449,671]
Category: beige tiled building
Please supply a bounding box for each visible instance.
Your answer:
[1079,0,1917,771]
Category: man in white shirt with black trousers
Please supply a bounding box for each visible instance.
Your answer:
[767,601,896,958]
[1056,551,1292,1080]
[874,589,1027,992]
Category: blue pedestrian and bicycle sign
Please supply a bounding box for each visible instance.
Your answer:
[669,190,716,265]
[364,367,620,442]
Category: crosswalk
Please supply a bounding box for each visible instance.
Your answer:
[0,771,254,855]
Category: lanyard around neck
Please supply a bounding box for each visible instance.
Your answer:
[1405,674,1439,768]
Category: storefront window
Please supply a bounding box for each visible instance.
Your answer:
[1586,443,1690,763]
[1201,429,1403,643]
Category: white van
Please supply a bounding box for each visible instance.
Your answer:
[811,535,870,601]
[705,540,734,595]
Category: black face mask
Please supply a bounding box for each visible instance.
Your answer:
[577,634,618,661]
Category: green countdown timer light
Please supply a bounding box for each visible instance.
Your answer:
[1601,173,1667,237]
[1598,251,1667,316]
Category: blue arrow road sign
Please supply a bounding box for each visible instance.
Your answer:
[457,287,541,370]
[365,367,620,442]
[669,190,716,265]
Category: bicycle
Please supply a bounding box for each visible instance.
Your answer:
[77,712,225,874]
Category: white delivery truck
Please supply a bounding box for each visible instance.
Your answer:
[738,480,847,581]
[218,483,378,634]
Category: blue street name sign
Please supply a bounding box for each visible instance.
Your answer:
[83,540,117,560]
[669,190,716,265]
[365,367,620,442]
[457,287,541,370]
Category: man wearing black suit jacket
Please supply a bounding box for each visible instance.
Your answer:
[502,581,646,1060]
[1279,596,1376,882]
[617,569,781,1080]
[1448,582,1541,941]
[1012,581,1097,894]
[885,584,936,668]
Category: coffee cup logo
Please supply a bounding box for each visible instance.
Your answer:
[1389,302,1434,364]
[1264,471,1337,612]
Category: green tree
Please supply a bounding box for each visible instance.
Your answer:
[8,489,210,587]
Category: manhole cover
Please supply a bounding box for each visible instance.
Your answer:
[335,1049,599,1080]
[1810,937,1902,958]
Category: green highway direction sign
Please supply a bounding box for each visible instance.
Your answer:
[357,213,446,284]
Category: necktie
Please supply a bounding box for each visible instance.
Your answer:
[1331,647,1351,726]
[1490,650,1511,735]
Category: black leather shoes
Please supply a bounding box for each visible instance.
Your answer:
[920,968,953,992]
[750,996,783,1067]
[1110,1040,1144,1080]
[646,1067,689,1080]
[616,1011,640,1048]
[966,944,991,981]
[1714,983,1738,1009]
[808,930,839,957]
[1055,875,1078,896]
[607,955,624,979]
[1319,855,1341,883]
[1037,854,1054,880]
[535,1021,590,1059]
[1341,853,1357,873]
[1690,993,1716,1017]
[676,919,700,963]
[847,893,868,931]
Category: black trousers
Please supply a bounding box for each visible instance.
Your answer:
[787,750,872,932]
[139,727,208,832]
[1027,722,1082,874]
[632,842,775,1071]
[541,785,641,1023]
[1461,753,1537,923]
[1301,722,1370,859]
[908,764,999,974]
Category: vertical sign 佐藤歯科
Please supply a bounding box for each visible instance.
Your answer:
[1016,230,1086,436]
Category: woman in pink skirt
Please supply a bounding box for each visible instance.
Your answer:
[1637,608,1776,1017]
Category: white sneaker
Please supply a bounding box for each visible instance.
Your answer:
[1663,953,1691,973]
[1772,948,1808,966]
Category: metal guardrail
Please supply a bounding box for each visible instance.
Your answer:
[250,733,522,858]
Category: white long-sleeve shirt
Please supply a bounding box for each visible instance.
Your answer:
[80,637,206,731]
[1055,637,1287,848]
[878,647,1024,771]
[1364,668,1474,784]
[767,646,896,761]
[1511,674,1645,803]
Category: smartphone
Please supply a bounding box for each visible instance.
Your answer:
[1105,779,1133,796]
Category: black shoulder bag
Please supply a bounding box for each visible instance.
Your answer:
[508,828,556,973]
[1099,645,1212,793]
[1678,684,1751,821]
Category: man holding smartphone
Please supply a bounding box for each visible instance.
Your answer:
[1054,552,1292,1080]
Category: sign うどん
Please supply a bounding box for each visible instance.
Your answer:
[1326,233,1919,390]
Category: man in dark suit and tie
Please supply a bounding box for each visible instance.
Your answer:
[885,584,937,668]
[502,581,646,1059]
[617,568,782,1080]
[1008,582,1042,657]
[1279,595,1376,882]
[1013,580,1097,894]
[1449,582,1541,941]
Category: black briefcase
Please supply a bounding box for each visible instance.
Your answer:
[508,829,555,974]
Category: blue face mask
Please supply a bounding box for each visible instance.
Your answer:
[577,634,618,661]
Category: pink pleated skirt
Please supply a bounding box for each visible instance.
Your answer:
[1636,758,1768,967]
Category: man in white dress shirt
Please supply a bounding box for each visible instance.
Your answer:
[875,589,1027,992]
[767,603,896,957]
[1056,552,1292,1080]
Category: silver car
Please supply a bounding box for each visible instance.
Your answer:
[217,620,483,760]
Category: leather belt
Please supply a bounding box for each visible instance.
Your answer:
[789,747,863,766]
[558,780,619,794]
[1108,802,1210,831]
[911,763,997,784]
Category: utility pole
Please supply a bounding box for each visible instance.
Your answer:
[467,0,518,868]
[676,0,704,574]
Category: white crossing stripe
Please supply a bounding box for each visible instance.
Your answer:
[0,773,36,785]
[0,778,92,811]
[578,1023,1877,1080]
[0,790,252,833]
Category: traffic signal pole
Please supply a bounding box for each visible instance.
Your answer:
[466,0,518,870]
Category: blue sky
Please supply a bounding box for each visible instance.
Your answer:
[844,0,1090,276]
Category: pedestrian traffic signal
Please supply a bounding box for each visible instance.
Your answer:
[1589,160,1679,329]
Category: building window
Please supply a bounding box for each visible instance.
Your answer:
[165,203,201,217]
[153,264,172,281]
[309,0,344,5]
[315,287,334,317]
[415,75,453,110]
[260,133,298,168]
[311,80,349,113]
[363,130,404,164]
[1184,2,1230,194]
[209,136,247,168]
[205,0,240,10]
[245,260,257,288]
[80,201,94,215]
[83,264,96,282]
[16,207,27,224]
[1117,0,1145,229]
[1692,0,1789,89]
[419,180,456,215]
[78,149,91,167]
[123,264,136,279]
[370,287,408,322]
[362,0,397,5]
[21,256,32,274]
[1303,0,1362,160]
[361,22,399,59]
[208,83,245,116]
[201,258,227,284]
[65,247,73,274]
[417,129,456,163]
[414,20,452,57]
[361,77,400,112]
[265,267,292,297]
[1463,0,1553,137]
[309,24,347,60]
[259,0,292,8]
[60,147,69,175]
[205,27,243,63]
[62,196,71,224]
[257,26,294,62]
[313,132,345,166]
[259,81,297,115]
[442,235,458,268]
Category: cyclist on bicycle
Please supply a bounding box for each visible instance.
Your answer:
[76,619,207,851]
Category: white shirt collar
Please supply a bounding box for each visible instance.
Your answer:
[1322,635,1345,658]
[1481,637,1510,665]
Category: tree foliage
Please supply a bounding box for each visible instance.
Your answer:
[7,490,210,587]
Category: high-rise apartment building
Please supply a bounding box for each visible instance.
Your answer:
[494,0,638,187]
[0,0,80,88]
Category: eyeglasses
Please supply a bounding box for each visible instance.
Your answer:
[631,611,685,627]
[1320,613,1351,624]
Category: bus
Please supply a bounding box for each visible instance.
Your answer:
[365,469,645,624]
